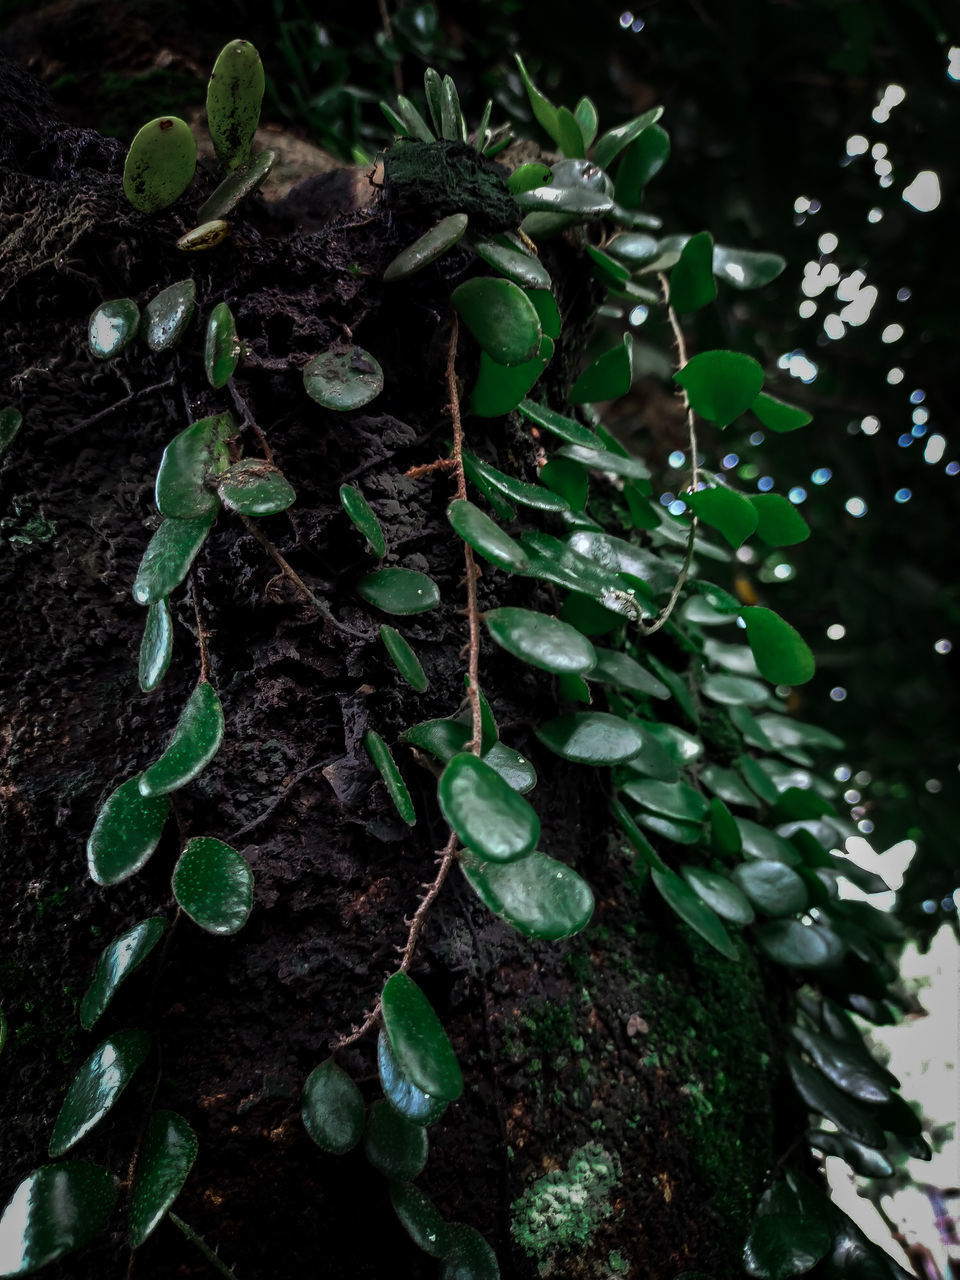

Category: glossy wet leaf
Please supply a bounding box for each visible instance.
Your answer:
[787,1054,886,1148]
[138,681,224,798]
[513,54,560,142]
[483,743,537,795]
[635,811,702,845]
[738,756,781,806]
[88,299,139,359]
[176,219,230,252]
[744,1212,832,1280]
[701,673,769,706]
[682,866,754,924]
[365,730,416,826]
[640,721,703,767]
[713,244,786,291]
[709,797,744,856]
[507,162,553,194]
[380,971,462,1102]
[742,607,815,685]
[525,289,561,340]
[461,849,594,940]
[755,714,843,752]
[606,231,661,268]
[621,778,708,823]
[383,213,469,282]
[394,94,435,142]
[674,350,763,428]
[364,1099,429,1181]
[750,494,811,546]
[518,399,597,446]
[555,443,651,483]
[807,1130,893,1178]
[49,1029,150,1157]
[138,599,173,693]
[651,869,739,961]
[447,500,528,573]
[128,1110,197,1248]
[0,1162,116,1275]
[540,458,587,509]
[471,234,551,289]
[440,74,464,140]
[790,1026,895,1104]
[685,486,758,549]
[123,116,196,213]
[142,279,196,352]
[470,342,552,417]
[334,484,385,558]
[438,753,539,863]
[356,568,440,615]
[441,1223,501,1280]
[132,512,215,605]
[87,777,169,886]
[451,278,541,366]
[377,1031,447,1127]
[302,1058,365,1154]
[155,414,233,520]
[570,333,633,405]
[702,765,759,810]
[207,39,264,171]
[585,244,630,289]
[593,106,663,170]
[586,647,670,698]
[670,231,717,312]
[390,1182,451,1257]
[615,125,671,206]
[611,798,669,871]
[732,860,809,916]
[172,837,253,935]
[484,607,596,675]
[516,184,614,217]
[197,148,276,221]
[80,918,166,1030]
[303,345,384,410]
[463,453,568,511]
[735,817,802,866]
[203,302,240,388]
[752,392,812,433]
[379,626,427,691]
[536,712,643,765]
[756,919,845,970]
[217,460,296,516]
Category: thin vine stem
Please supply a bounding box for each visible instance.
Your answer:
[168,1213,240,1280]
[189,577,212,681]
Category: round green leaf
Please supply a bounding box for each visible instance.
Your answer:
[206,39,264,171]
[49,1029,150,1157]
[340,484,386,557]
[123,116,196,213]
[651,869,739,961]
[377,1030,447,1127]
[128,1110,198,1248]
[139,599,173,693]
[735,817,802,866]
[0,1162,117,1276]
[154,414,233,521]
[440,1223,501,1280]
[685,486,758,549]
[141,279,196,352]
[755,919,845,970]
[570,333,634,405]
[470,234,551,289]
[525,289,562,339]
[303,345,384,410]
[461,849,594,940]
[639,720,703,767]
[197,148,276,221]
[447,501,528,573]
[132,512,215,606]
[752,392,812,433]
[470,342,553,417]
[379,626,427,691]
[674,350,764,427]
[484,607,596,675]
[681,866,754,924]
[88,299,140,359]
[517,399,597,447]
[364,1100,428,1182]
[742,607,815,685]
[438,753,539,863]
[80,918,167,1030]
[713,245,787,291]
[217,460,296,516]
[172,837,253,935]
[605,231,660,266]
[381,971,462,1103]
[586,647,670,698]
[451,277,542,366]
[204,302,240,389]
[390,1183,451,1258]
[365,730,416,826]
[749,494,811,547]
[402,717,471,762]
[482,742,537,795]
[732,860,809,916]
[384,213,469,282]
[356,568,440,615]
[536,712,644,765]
[702,766,759,809]
[621,778,708,823]
[786,1054,886,1148]
[302,1058,365,1154]
[744,1213,832,1280]
[670,231,717,312]
[86,777,170,886]
[701,673,769,706]
[507,162,553,194]
[139,681,224,798]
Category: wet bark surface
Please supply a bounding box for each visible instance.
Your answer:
[0,54,799,1280]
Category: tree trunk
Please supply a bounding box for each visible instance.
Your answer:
[0,55,796,1280]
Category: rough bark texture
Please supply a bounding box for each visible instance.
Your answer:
[1,55,798,1280]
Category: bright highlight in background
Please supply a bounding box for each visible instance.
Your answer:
[902,170,941,212]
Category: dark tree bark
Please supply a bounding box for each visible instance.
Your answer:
[0,55,796,1280]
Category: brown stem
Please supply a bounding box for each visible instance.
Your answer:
[189,577,211,681]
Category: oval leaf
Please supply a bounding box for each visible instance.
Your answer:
[786,1054,886,1148]
[536,712,643,765]
[206,39,264,171]
[714,245,787,291]
[470,234,551,289]
[0,1163,117,1275]
[217,460,296,516]
[365,730,416,826]
[123,116,196,213]
[681,866,754,924]
[670,231,717,312]
[204,302,240,388]
[674,350,764,427]
[461,849,594,940]
[438,753,539,863]
[128,1110,198,1248]
[570,333,634,405]
[80,918,167,1030]
[49,1030,150,1157]
[749,494,811,547]
[379,625,427,691]
[139,599,173,693]
[621,778,708,823]
[390,1182,451,1258]
[448,501,528,573]
[197,148,276,221]
[484,607,596,675]
[172,836,253,935]
[384,213,469,282]
[756,919,845,970]
[732,860,809,916]
[470,343,553,418]
[686,486,758,549]
[451,278,541,367]
[651,869,739,961]
[154,414,233,521]
[340,484,386,557]
[356,568,440,615]
[377,1030,447,1127]
[364,1099,428,1182]
[381,972,462,1103]
[441,1223,501,1280]
[303,345,384,411]
[139,681,224,797]
[701,673,769,706]
[742,607,815,685]
[302,1058,365,1154]
[88,299,140,359]
[141,279,196,352]
[87,777,169,886]
[586,647,670,698]
[176,219,230,253]
[132,512,215,606]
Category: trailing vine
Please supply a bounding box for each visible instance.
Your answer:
[0,37,926,1280]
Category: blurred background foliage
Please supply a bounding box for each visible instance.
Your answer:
[2,0,956,936]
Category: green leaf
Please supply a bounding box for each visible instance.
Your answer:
[132,512,215,605]
[806,1130,894,1178]
[86,777,169,886]
[742,607,815,685]
[615,125,670,207]
[790,1026,895,1104]
[303,345,384,411]
[422,67,444,133]
[634,811,702,845]
[482,742,537,795]
[469,343,553,417]
[384,213,469,282]
[507,163,553,194]
[518,399,597,447]
[738,756,781,806]
[670,232,717,312]
[364,1100,429,1181]
[461,849,593,940]
[744,1212,832,1280]
[605,232,660,267]
[128,1111,198,1248]
[123,116,196,213]
[586,243,631,288]
[557,445,651,481]
[703,639,762,677]
[556,105,585,158]
[570,333,634,405]
[675,350,764,428]
[379,625,427,692]
[196,148,276,221]
[752,392,812,433]
[394,94,435,142]
[441,1223,501,1280]
[525,289,562,339]
[735,817,802,866]
[203,302,240,389]
[611,798,669,870]
[49,1030,150,1157]
[440,75,465,140]
[80,918,166,1030]
[513,54,560,144]
[681,866,754,924]
[574,96,599,149]
[621,778,708,823]
[713,245,787,291]
[377,1031,447,1127]
[593,107,664,170]
[171,836,253,935]
[139,599,173,693]
[484,606,596,675]
[470,234,551,290]
[451,278,541,366]
[749,495,811,547]
[356,567,440,615]
[463,452,568,511]
[702,765,759,809]
[585,647,670,698]
[154,414,233,521]
[536,712,644,765]
[540,458,588,510]
[380,971,463,1103]
[139,681,224,798]
[438,753,539,863]
[217,460,296,516]
[302,1058,365,1154]
[447,501,528,573]
[651,869,739,960]
[701,673,769,706]
[639,721,703,767]
[339,484,386,557]
[685,485,758,549]
[0,405,23,453]
[786,1054,886,1148]
[365,730,416,826]
[88,299,140,359]
[709,797,744,855]
[732,860,809,916]
[206,39,264,171]
[141,279,196,352]
[516,185,614,216]
[755,919,845,970]
[754,714,843,752]
[0,1163,116,1275]
[390,1182,451,1257]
